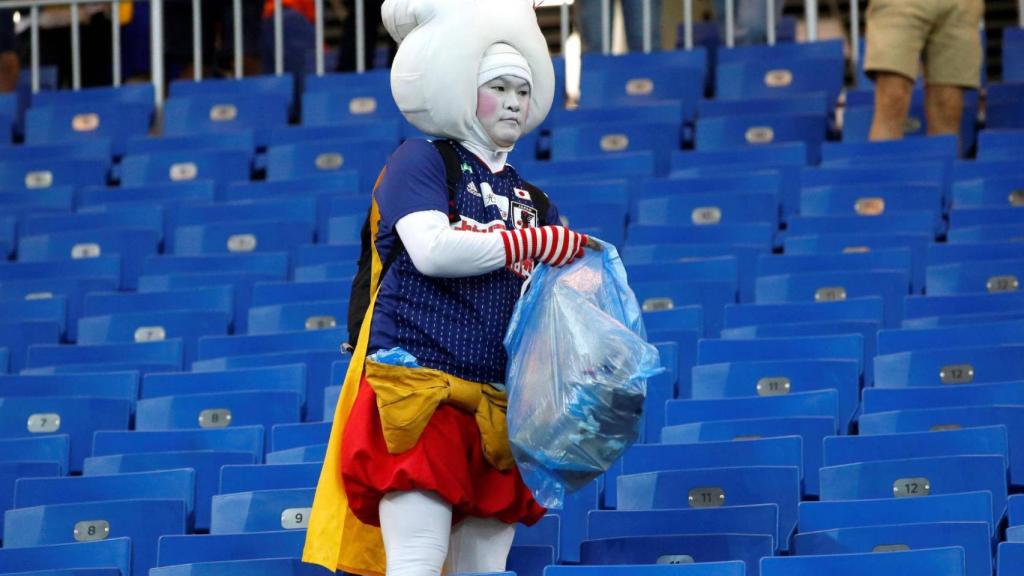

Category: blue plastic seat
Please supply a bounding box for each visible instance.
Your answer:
[783,233,929,290]
[799,490,992,535]
[0,538,131,576]
[27,340,184,374]
[927,259,1024,295]
[0,372,138,406]
[719,321,878,375]
[15,469,194,524]
[209,488,315,534]
[224,175,360,205]
[22,206,163,238]
[823,425,1009,482]
[821,135,958,163]
[77,311,228,364]
[553,199,626,247]
[0,397,129,473]
[119,150,251,188]
[551,122,679,176]
[0,276,117,339]
[875,345,1024,388]
[631,280,735,337]
[948,224,1024,244]
[166,196,318,238]
[548,563,746,576]
[192,350,342,423]
[762,547,966,576]
[692,358,858,429]
[795,522,989,576]
[723,298,883,330]
[904,291,1024,320]
[877,320,1024,355]
[614,437,803,511]
[696,114,827,164]
[134,273,274,335]
[0,436,69,472]
[844,96,978,146]
[755,271,909,328]
[82,450,254,533]
[250,281,351,308]
[0,156,109,191]
[143,365,305,400]
[513,514,559,560]
[580,534,772,576]
[163,94,290,147]
[516,153,657,181]
[155,530,306,567]
[697,335,863,374]
[25,103,150,157]
[819,455,1007,527]
[172,221,314,256]
[627,223,775,250]
[862,379,1024,413]
[666,390,837,435]
[136,391,301,452]
[125,131,255,155]
[759,250,918,292]
[0,298,66,337]
[265,444,327,464]
[0,462,61,541]
[588,505,779,549]
[0,322,59,372]
[301,83,403,125]
[4,499,186,576]
[800,183,942,232]
[84,284,233,326]
[997,542,1024,576]
[1012,526,1024,542]
[634,192,777,228]
[1003,27,1024,82]
[150,558,332,576]
[951,175,1024,208]
[92,426,264,460]
[265,139,395,192]
[858,405,1024,487]
[271,422,331,452]
[17,229,158,291]
[247,300,347,336]
[1011,494,1023,526]
[219,462,321,495]
[788,211,937,237]
[140,253,289,284]
[79,181,216,210]
[950,207,1024,230]
[671,142,806,172]
[197,328,345,361]
[578,65,703,120]
[662,417,833,497]
[0,186,74,213]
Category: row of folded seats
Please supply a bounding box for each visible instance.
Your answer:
[0,31,1023,576]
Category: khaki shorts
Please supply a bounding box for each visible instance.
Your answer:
[864,0,983,88]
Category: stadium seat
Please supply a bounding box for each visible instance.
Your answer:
[761,547,966,576]
[755,271,907,328]
[1002,27,1024,82]
[926,259,1024,295]
[163,94,290,147]
[0,186,74,213]
[588,506,779,551]
[0,396,129,473]
[662,417,833,497]
[17,229,158,291]
[506,545,553,576]
[614,437,803,513]
[997,542,1023,576]
[14,469,194,525]
[92,427,264,461]
[265,444,327,464]
[193,350,342,423]
[821,135,958,163]
[301,88,403,126]
[577,65,702,124]
[551,122,679,176]
[0,372,138,406]
[904,291,1024,321]
[82,450,255,533]
[150,558,331,576]
[950,207,1024,231]
[875,345,1024,387]
[0,158,109,190]
[580,534,771,576]
[119,150,251,188]
[819,454,1006,526]
[951,174,1024,208]
[696,114,827,164]
[876,320,1024,355]
[0,298,66,337]
[948,223,1024,244]
[631,280,735,338]
[172,221,314,256]
[79,182,216,209]
[22,206,163,238]
[265,139,394,192]
[862,377,1024,411]
[627,223,775,251]
[723,297,883,330]
[3,499,187,576]
[155,530,307,566]
[271,422,331,452]
[547,564,746,576]
[83,286,234,327]
[513,514,560,560]
[136,391,301,451]
[247,300,347,335]
[0,277,118,340]
[209,488,315,534]
[800,489,993,536]
[0,462,61,542]
[516,153,656,182]
[1011,494,1023,526]
[0,435,69,473]
[25,103,151,157]
[197,328,345,361]
[78,311,229,364]
[143,365,305,400]
[0,322,59,372]
[125,130,255,155]
[27,340,184,373]
[634,193,778,228]
[0,538,131,576]
[698,335,862,374]
[219,462,321,495]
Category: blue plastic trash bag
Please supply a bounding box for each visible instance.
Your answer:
[504,239,663,508]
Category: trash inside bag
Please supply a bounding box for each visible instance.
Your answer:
[504,239,663,509]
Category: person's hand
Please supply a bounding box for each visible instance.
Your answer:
[500,225,589,267]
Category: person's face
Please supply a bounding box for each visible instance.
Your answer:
[476,75,531,148]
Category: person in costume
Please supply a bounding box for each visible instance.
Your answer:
[303,2,590,575]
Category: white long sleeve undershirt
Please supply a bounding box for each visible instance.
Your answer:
[395,210,508,278]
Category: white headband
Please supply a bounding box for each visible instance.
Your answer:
[478,43,533,87]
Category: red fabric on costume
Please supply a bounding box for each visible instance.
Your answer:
[341,373,546,527]
[263,0,316,22]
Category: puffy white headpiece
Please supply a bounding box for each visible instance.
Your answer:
[382,0,555,142]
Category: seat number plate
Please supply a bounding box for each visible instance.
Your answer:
[873,544,910,553]
[306,315,337,330]
[170,162,198,181]
[893,477,930,497]
[349,97,378,115]
[855,197,885,216]
[74,520,110,542]
[315,153,344,171]
[210,104,238,122]
[691,207,722,225]
[25,170,54,189]
[281,507,312,529]
[642,297,674,312]
[135,326,167,343]
[600,134,630,152]
[756,376,791,396]
[688,486,725,508]
[987,275,1019,293]
[227,234,257,253]
[939,363,973,385]
[1010,190,1024,207]
[657,556,695,565]
[764,69,793,87]
[71,243,102,259]
[815,287,847,302]
[625,78,654,96]
[72,113,101,132]
[27,413,61,433]
[745,127,775,144]
[199,408,232,428]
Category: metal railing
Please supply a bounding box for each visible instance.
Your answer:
[0,0,1018,110]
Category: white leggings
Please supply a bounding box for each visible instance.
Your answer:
[379,490,517,576]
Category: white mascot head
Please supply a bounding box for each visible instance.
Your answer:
[382,0,555,147]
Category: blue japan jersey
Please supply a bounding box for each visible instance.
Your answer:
[368,139,560,385]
